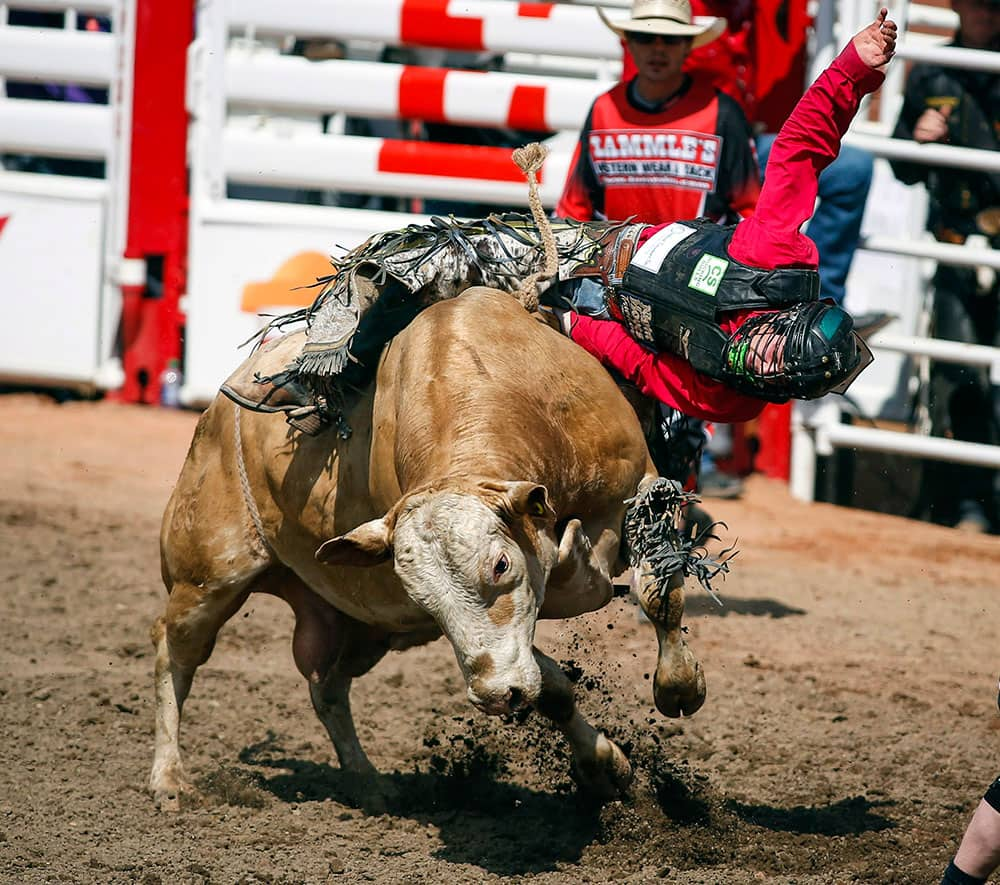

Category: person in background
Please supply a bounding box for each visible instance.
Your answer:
[556,0,760,500]
[683,0,887,333]
[889,0,999,533]
[941,780,1000,884]
[939,677,1000,884]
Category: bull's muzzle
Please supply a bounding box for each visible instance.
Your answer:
[468,684,531,717]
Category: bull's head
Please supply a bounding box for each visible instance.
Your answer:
[316,480,558,716]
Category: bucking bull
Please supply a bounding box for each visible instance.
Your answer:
[150,287,715,811]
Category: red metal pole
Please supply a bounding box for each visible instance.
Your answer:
[755,402,793,480]
[112,0,193,404]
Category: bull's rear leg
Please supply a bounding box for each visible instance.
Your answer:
[633,567,706,718]
[149,580,251,811]
[533,649,632,800]
[281,583,390,777]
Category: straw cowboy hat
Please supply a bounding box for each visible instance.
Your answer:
[598,0,725,49]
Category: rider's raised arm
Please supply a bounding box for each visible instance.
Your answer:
[729,9,896,270]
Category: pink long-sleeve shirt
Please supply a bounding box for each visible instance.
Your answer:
[569,41,885,422]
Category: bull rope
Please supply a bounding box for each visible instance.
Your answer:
[233,403,271,558]
[512,142,558,312]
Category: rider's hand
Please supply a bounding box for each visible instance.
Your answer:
[536,305,577,336]
[853,7,897,70]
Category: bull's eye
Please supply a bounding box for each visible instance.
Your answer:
[492,553,511,582]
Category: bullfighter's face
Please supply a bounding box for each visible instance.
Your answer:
[625,32,693,100]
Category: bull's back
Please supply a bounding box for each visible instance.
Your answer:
[375,288,653,510]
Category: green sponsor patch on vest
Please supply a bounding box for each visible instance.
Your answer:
[688,253,729,296]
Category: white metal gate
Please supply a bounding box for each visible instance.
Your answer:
[0,0,128,390]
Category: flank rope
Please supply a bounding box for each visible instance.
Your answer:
[233,403,270,558]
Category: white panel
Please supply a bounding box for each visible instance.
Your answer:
[184,206,426,404]
[0,169,105,200]
[0,189,105,383]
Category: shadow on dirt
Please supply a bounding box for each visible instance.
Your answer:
[728,795,896,835]
[611,581,807,619]
[686,593,807,618]
[237,731,604,875]
[215,729,896,877]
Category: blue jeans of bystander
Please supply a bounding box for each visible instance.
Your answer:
[756,133,874,306]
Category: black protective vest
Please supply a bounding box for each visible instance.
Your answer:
[614,219,820,378]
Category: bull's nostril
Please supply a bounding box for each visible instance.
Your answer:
[507,687,524,710]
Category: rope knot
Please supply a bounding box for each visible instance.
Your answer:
[512,142,558,312]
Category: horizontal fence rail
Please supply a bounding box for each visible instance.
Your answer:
[871,334,1000,383]
[0,26,113,85]
[860,235,1000,271]
[0,99,110,158]
[815,424,1000,469]
[905,4,958,29]
[0,167,107,199]
[792,0,1000,505]
[0,0,115,12]
[895,42,1000,74]
[225,54,604,131]
[226,0,623,58]
[223,130,570,203]
[844,132,1000,174]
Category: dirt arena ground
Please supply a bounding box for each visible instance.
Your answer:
[1,393,998,884]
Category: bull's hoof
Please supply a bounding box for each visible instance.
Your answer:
[654,657,706,718]
[340,769,396,815]
[150,775,198,812]
[573,733,633,801]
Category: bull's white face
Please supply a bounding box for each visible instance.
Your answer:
[315,481,558,716]
[392,492,554,715]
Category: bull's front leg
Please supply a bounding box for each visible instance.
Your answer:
[632,567,706,718]
[533,649,633,800]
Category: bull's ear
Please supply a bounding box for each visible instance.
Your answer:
[316,518,393,567]
[505,482,556,521]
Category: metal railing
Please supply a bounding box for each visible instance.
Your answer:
[790,0,1000,503]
